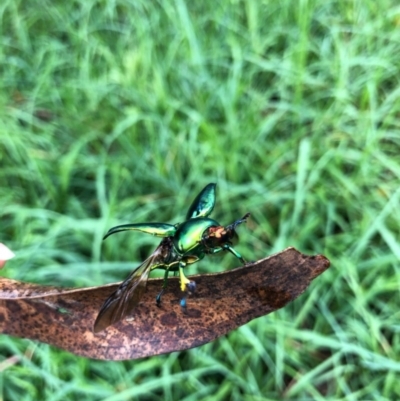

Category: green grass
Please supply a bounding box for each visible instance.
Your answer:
[1,0,400,399]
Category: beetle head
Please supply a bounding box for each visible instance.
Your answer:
[202,213,250,248]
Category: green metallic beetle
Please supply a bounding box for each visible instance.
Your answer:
[94,183,250,333]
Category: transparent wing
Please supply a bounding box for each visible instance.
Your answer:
[94,242,170,333]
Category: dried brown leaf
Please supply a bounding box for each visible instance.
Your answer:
[0,247,329,360]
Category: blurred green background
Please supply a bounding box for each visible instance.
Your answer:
[1,0,400,399]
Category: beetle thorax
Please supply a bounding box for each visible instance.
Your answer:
[173,217,219,255]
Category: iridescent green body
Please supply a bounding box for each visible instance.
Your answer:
[173,218,219,255]
[94,183,250,333]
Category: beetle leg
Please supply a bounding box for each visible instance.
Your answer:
[179,261,196,309]
[205,244,246,264]
[156,268,170,306]
[179,262,190,292]
[206,247,223,255]
[223,245,246,264]
[179,283,196,309]
[156,260,180,306]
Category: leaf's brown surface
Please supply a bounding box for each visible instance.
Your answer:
[0,247,329,360]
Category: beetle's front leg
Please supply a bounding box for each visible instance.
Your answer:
[205,244,246,264]
[179,261,196,308]
[223,245,246,264]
